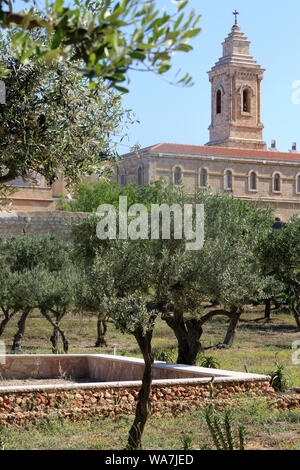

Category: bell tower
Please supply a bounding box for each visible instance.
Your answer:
[206,13,266,150]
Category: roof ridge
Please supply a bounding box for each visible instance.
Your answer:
[131,143,300,162]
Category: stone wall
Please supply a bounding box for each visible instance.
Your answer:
[0,379,277,427]
[0,354,275,426]
[0,211,89,240]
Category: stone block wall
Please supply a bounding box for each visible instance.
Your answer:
[0,211,89,240]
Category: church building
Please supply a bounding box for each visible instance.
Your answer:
[116,16,300,221]
[7,14,300,220]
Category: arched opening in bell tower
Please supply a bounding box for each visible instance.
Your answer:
[243,88,251,113]
[216,89,222,114]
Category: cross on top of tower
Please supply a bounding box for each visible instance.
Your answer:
[233,9,239,25]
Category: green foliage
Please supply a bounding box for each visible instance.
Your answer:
[72,189,276,363]
[153,347,176,363]
[197,355,220,369]
[0,235,72,272]
[0,30,132,189]
[58,178,187,212]
[181,433,193,450]
[0,1,201,89]
[269,362,289,392]
[257,218,300,328]
[0,235,78,351]
[108,292,155,335]
[204,407,246,451]
[0,426,6,451]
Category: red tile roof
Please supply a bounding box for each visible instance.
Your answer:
[137,143,300,163]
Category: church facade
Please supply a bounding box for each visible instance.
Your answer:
[116,21,300,221]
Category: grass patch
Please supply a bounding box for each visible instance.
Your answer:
[0,306,300,450]
[0,397,300,450]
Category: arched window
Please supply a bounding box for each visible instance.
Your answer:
[174,167,182,186]
[243,89,250,113]
[120,168,126,188]
[225,170,233,190]
[200,168,207,188]
[137,167,143,186]
[273,173,281,192]
[216,90,222,114]
[250,171,257,191]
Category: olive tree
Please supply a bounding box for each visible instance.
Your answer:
[257,218,300,329]
[34,266,79,353]
[147,194,274,362]
[108,292,158,450]
[75,259,114,347]
[0,235,72,350]
[0,267,26,337]
[83,240,159,449]
[0,30,131,190]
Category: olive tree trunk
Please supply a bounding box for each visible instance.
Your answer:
[291,296,300,330]
[127,327,153,450]
[41,309,69,353]
[95,316,107,347]
[223,309,242,346]
[0,308,16,337]
[264,299,271,321]
[12,310,30,351]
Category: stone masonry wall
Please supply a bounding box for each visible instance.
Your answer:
[0,379,283,427]
[0,211,89,240]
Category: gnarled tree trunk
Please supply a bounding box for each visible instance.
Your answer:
[223,309,242,346]
[95,315,107,347]
[50,326,59,352]
[12,310,30,351]
[264,299,271,321]
[291,296,300,331]
[164,309,203,366]
[127,327,153,450]
[41,309,69,353]
[0,308,16,337]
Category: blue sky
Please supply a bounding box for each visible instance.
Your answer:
[10,0,300,153]
[120,0,300,154]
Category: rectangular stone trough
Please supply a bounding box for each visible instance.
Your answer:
[0,354,271,426]
[0,354,269,392]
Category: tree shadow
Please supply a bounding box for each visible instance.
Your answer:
[238,323,299,333]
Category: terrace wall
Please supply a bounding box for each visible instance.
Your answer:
[0,211,89,240]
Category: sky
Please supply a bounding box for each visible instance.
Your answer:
[119,0,300,154]
[10,0,300,153]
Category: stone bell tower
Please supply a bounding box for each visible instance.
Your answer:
[206,12,266,150]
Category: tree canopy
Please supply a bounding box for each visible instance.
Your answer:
[0,30,132,191]
[0,0,201,91]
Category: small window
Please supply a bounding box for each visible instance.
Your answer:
[200,169,207,188]
[273,173,281,192]
[297,175,300,194]
[174,167,182,186]
[137,167,143,186]
[216,90,222,114]
[243,89,250,113]
[250,171,257,191]
[225,170,233,190]
[120,169,126,188]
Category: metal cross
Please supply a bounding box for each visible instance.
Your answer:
[233,9,239,25]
